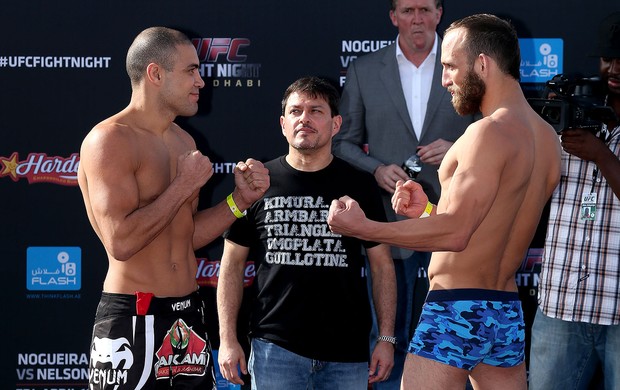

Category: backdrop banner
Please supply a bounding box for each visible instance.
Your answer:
[2,1,615,389]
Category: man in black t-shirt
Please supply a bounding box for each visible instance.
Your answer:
[216,77,397,390]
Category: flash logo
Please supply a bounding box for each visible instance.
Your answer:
[193,38,250,63]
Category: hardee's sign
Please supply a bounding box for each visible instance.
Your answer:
[1,152,79,186]
[195,258,255,288]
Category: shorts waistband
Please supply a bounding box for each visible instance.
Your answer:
[99,290,204,316]
[426,289,519,302]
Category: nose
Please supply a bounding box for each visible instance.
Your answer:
[610,59,620,74]
[299,110,311,123]
[441,68,451,88]
[413,9,424,24]
[195,72,205,89]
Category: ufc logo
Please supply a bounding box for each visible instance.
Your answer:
[192,38,250,63]
[520,248,543,272]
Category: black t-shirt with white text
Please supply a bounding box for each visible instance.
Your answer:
[225,156,386,362]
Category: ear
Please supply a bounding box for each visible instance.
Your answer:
[146,63,162,85]
[389,10,398,27]
[436,6,443,23]
[280,116,286,136]
[477,54,488,75]
[331,115,342,137]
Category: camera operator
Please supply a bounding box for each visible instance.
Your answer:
[529,11,620,390]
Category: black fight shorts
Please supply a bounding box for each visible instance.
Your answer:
[88,291,216,389]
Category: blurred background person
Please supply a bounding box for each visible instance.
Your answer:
[530,11,620,390]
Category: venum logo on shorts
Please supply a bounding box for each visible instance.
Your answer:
[155,319,207,380]
[89,336,134,388]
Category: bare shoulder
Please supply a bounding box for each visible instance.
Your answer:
[528,109,562,185]
[79,113,140,173]
[83,113,136,149]
[452,110,535,178]
[529,110,560,147]
[458,114,517,151]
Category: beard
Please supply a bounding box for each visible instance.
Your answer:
[292,139,320,151]
[451,69,486,116]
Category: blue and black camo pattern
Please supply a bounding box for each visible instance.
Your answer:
[408,294,525,370]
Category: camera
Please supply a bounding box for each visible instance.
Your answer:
[528,74,616,133]
[402,154,423,180]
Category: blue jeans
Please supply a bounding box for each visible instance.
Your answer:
[529,308,620,390]
[367,251,430,390]
[248,338,369,390]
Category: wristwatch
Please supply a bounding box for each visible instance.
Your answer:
[377,335,397,346]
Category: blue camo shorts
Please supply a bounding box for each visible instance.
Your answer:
[408,289,525,370]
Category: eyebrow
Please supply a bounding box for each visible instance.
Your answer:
[288,103,326,110]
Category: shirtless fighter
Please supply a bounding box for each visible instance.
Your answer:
[78,27,269,389]
[327,14,561,390]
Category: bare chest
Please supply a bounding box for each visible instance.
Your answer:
[134,133,192,206]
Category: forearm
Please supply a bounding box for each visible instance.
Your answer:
[102,179,196,260]
[368,248,396,337]
[358,215,470,253]
[333,139,383,174]
[217,249,246,343]
[192,199,241,250]
[596,148,620,200]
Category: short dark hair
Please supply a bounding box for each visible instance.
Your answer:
[281,77,340,117]
[445,14,521,81]
[126,27,193,85]
[390,0,442,11]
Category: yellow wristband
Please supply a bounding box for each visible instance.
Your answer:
[226,193,246,218]
[420,201,433,218]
